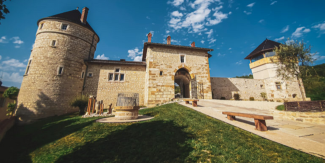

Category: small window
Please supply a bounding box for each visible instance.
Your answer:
[275,82,281,90]
[40,23,44,29]
[61,24,68,30]
[180,55,185,63]
[81,71,85,78]
[108,73,113,81]
[25,60,32,75]
[160,71,163,76]
[120,74,125,81]
[115,68,120,73]
[88,72,93,77]
[292,94,297,98]
[58,66,64,75]
[114,74,119,81]
[51,40,56,47]
[260,84,264,88]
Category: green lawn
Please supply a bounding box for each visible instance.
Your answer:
[0,103,323,162]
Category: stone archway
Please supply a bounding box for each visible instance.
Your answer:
[174,68,191,98]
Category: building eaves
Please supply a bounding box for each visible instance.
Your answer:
[85,59,146,66]
[244,39,281,59]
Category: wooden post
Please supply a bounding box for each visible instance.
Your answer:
[185,101,189,104]
[192,101,197,107]
[227,115,236,120]
[254,119,267,131]
[108,103,112,114]
[87,97,92,115]
[92,97,96,114]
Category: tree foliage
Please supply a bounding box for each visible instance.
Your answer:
[235,74,253,79]
[71,95,88,115]
[0,0,10,24]
[3,86,19,99]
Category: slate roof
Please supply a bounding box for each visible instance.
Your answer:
[37,9,99,41]
[245,39,281,59]
[85,59,146,66]
[142,42,213,61]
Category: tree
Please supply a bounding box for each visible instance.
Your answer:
[71,95,88,115]
[0,0,10,24]
[272,39,316,101]
[3,86,19,116]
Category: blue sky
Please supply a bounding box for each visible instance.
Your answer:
[1,0,325,88]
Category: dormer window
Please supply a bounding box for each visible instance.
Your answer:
[61,24,68,30]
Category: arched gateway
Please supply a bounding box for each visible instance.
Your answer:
[174,68,191,98]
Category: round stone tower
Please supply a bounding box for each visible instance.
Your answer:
[16,7,99,123]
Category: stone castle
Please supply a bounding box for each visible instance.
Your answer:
[16,7,306,123]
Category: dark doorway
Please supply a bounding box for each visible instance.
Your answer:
[174,68,190,98]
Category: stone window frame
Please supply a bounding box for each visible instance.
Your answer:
[81,71,85,79]
[275,82,282,90]
[60,23,69,31]
[109,67,125,82]
[88,72,93,78]
[180,54,186,63]
[57,66,64,76]
[50,40,57,47]
[24,59,32,75]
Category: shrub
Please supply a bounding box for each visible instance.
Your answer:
[276,105,285,111]
[71,95,88,115]
[3,87,19,117]
[260,92,267,101]
[234,94,240,100]
[249,97,254,101]
[220,97,226,100]
[6,102,16,116]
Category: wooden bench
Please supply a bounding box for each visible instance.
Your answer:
[222,112,273,131]
[184,99,199,107]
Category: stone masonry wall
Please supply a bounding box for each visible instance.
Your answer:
[145,46,212,106]
[83,63,146,107]
[16,19,99,123]
[211,77,306,101]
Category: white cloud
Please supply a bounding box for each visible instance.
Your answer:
[281,25,289,33]
[291,27,310,38]
[228,48,232,50]
[95,54,109,60]
[15,46,20,48]
[259,19,264,23]
[146,16,150,19]
[2,72,23,83]
[247,2,255,7]
[11,36,24,44]
[180,6,186,11]
[274,36,285,41]
[166,30,170,34]
[171,39,181,44]
[313,52,325,61]
[171,11,183,17]
[243,11,251,15]
[201,40,205,44]
[0,55,1,60]
[208,38,216,44]
[229,11,232,15]
[270,1,277,5]
[2,59,26,68]
[312,22,325,31]
[217,53,225,56]
[236,60,242,65]
[0,36,8,43]
[128,47,143,61]
[23,59,28,62]
[168,0,184,6]
[206,6,229,26]
[205,29,213,38]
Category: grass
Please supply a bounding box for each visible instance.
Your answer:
[276,105,285,111]
[0,103,323,162]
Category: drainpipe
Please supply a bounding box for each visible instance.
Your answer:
[82,33,96,91]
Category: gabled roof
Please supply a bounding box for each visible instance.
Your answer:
[142,42,213,61]
[85,59,146,66]
[245,39,281,59]
[37,9,99,41]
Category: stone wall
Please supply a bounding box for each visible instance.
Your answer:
[145,46,212,106]
[16,19,99,123]
[83,63,146,107]
[211,77,305,101]
[273,111,325,124]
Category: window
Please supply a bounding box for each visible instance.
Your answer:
[114,74,119,81]
[88,72,93,77]
[120,74,124,81]
[40,23,44,29]
[61,24,68,30]
[57,66,64,75]
[180,55,185,63]
[25,59,32,75]
[275,82,281,90]
[251,54,264,62]
[108,73,113,81]
[81,71,85,78]
[51,40,56,47]
[160,71,163,76]
[115,68,120,73]
[260,84,264,88]
[292,94,297,98]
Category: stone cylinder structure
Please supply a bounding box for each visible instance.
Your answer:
[16,8,99,123]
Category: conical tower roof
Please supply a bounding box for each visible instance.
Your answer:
[245,39,281,59]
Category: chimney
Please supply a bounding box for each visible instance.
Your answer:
[167,36,171,45]
[80,7,89,24]
[147,32,152,43]
[191,42,195,47]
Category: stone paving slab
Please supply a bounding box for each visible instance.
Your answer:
[179,100,325,158]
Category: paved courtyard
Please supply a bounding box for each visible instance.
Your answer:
[179,99,325,158]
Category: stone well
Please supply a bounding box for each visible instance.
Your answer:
[115,93,139,120]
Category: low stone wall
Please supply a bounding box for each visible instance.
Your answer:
[273,111,325,124]
[285,101,324,112]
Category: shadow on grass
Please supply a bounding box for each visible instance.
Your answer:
[0,114,95,163]
[55,120,194,163]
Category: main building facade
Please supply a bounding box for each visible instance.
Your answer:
[16,8,306,123]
